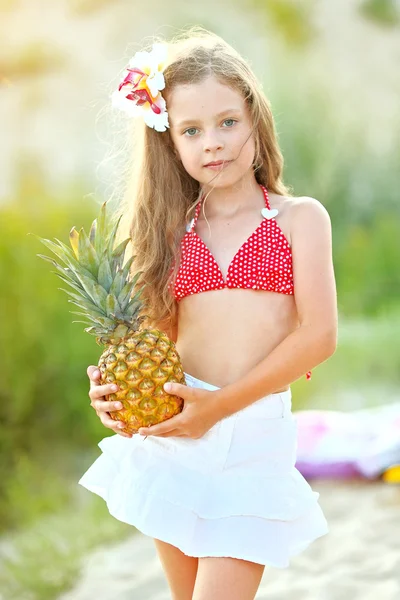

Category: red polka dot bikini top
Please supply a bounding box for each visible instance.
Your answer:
[168,184,312,380]
[170,184,293,299]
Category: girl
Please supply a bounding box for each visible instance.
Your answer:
[81,28,337,600]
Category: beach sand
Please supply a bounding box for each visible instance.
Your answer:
[60,479,400,600]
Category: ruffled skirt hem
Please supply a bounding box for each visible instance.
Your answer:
[80,473,328,567]
[78,373,329,567]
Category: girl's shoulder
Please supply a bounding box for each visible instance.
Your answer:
[269,193,332,246]
[270,193,329,214]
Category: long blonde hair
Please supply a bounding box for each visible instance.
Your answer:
[114,27,292,330]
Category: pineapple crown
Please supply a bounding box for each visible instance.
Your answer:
[32,201,148,345]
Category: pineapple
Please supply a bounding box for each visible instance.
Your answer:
[34,201,185,435]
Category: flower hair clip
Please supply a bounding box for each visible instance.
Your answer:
[111,43,169,132]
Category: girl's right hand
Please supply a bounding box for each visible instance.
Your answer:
[87,365,132,438]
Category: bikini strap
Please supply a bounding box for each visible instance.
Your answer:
[189,197,203,233]
[260,184,270,209]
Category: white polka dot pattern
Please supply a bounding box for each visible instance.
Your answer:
[167,185,312,381]
[170,185,294,301]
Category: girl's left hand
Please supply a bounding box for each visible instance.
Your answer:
[138,382,220,439]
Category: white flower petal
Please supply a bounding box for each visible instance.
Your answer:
[152,93,166,113]
[150,43,168,67]
[111,90,141,117]
[143,108,170,132]
[114,43,169,130]
[147,71,165,97]
[128,50,149,71]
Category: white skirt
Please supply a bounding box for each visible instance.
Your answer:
[79,372,328,567]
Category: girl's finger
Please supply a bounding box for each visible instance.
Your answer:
[98,413,131,437]
[89,384,119,400]
[140,428,184,438]
[87,365,101,383]
[93,400,123,413]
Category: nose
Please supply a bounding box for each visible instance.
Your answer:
[203,130,224,153]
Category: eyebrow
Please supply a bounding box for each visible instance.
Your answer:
[173,108,242,129]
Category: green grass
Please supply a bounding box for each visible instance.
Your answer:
[0,484,133,600]
[291,311,400,411]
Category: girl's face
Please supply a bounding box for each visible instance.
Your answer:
[168,75,256,190]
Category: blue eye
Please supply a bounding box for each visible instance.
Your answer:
[184,127,198,136]
[223,119,236,127]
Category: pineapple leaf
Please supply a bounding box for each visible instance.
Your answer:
[109,256,134,298]
[59,287,97,306]
[97,251,113,292]
[105,294,122,318]
[89,218,97,247]
[77,227,99,278]
[125,299,142,318]
[75,273,108,312]
[39,254,85,288]
[70,311,114,328]
[37,253,59,268]
[71,319,93,326]
[120,256,136,284]
[67,300,106,317]
[130,270,143,288]
[117,281,135,312]
[106,214,123,259]
[46,261,83,288]
[39,236,97,283]
[53,236,98,283]
[36,237,76,268]
[70,311,96,319]
[69,227,80,259]
[84,326,97,334]
[55,273,87,296]
[131,282,147,303]
[95,202,107,257]
[110,238,131,274]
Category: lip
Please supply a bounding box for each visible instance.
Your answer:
[203,160,232,169]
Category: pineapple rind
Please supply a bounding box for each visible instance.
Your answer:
[98,328,185,434]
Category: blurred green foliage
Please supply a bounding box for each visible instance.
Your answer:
[360,0,400,26]
[0,490,131,599]
[252,0,316,47]
[0,160,115,531]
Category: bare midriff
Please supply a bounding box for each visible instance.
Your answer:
[174,192,298,392]
[176,288,298,392]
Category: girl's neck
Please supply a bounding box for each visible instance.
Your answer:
[200,174,262,218]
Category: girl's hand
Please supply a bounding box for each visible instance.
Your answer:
[138,382,220,439]
[87,365,132,438]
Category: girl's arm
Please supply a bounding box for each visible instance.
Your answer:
[213,197,338,420]
[153,316,178,343]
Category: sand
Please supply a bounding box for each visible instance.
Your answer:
[59,479,400,600]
